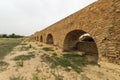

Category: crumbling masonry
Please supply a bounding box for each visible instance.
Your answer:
[31,0,120,65]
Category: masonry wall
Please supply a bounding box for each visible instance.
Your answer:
[32,0,120,65]
[76,42,98,54]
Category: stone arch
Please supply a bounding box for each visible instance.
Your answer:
[63,30,86,51]
[37,36,39,41]
[36,36,39,41]
[46,34,54,44]
[63,30,98,61]
[40,35,43,42]
[35,36,36,40]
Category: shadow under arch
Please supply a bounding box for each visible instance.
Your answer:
[36,36,39,41]
[63,30,98,62]
[46,34,54,44]
[40,35,43,42]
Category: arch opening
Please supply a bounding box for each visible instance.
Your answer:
[40,35,43,42]
[36,36,39,41]
[46,34,54,44]
[63,30,98,62]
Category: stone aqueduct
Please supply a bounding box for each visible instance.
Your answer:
[31,0,120,65]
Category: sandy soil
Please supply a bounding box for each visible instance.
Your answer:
[0,40,120,80]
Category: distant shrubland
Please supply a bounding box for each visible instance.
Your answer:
[0,33,24,38]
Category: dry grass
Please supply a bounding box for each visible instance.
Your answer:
[0,61,9,71]
[0,38,22,59]
[41,52,98,73]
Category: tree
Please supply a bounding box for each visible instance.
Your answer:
[2,34,8,38]
[9,33,15,38]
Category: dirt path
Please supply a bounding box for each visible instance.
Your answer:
[0,40,120,80]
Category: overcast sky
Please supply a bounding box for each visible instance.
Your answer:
[0,0,97,36]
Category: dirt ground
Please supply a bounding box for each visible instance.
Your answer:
[0,39,120,80]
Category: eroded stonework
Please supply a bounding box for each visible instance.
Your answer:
[31,0,120,65]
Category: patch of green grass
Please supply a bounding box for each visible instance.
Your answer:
[63,53,98,66]
[0,61,9,71]
[41,53,98,73]
[31,73,39,80]
[0,38,22,59]
[41,54,82,73]
[9,75,26,80]
[13,53,35,61]
[42,47,54,51]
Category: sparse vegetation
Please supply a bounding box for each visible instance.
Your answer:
[31,73,39,80]
[38,44,43,47]
[20,46,29,51]
[41,54,81,73]
[20,46,30,51]
[20,44,33,51]
[52,53,57,56]
[51,69,64,80]
[13,53,35,61]
[42,47,54,51]
[54,75,63,80]
[20,43,27,45]
[9,75,26,80]
[0,38,21,59]
[0,61,9,71]
[41,52,98,73]
[16,60,24,67]
[0,61,9,66]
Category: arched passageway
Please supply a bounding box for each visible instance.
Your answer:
[40,35,43,42]
[36,36,39,41]
[63,30,98,62]
[46,34,54,44]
